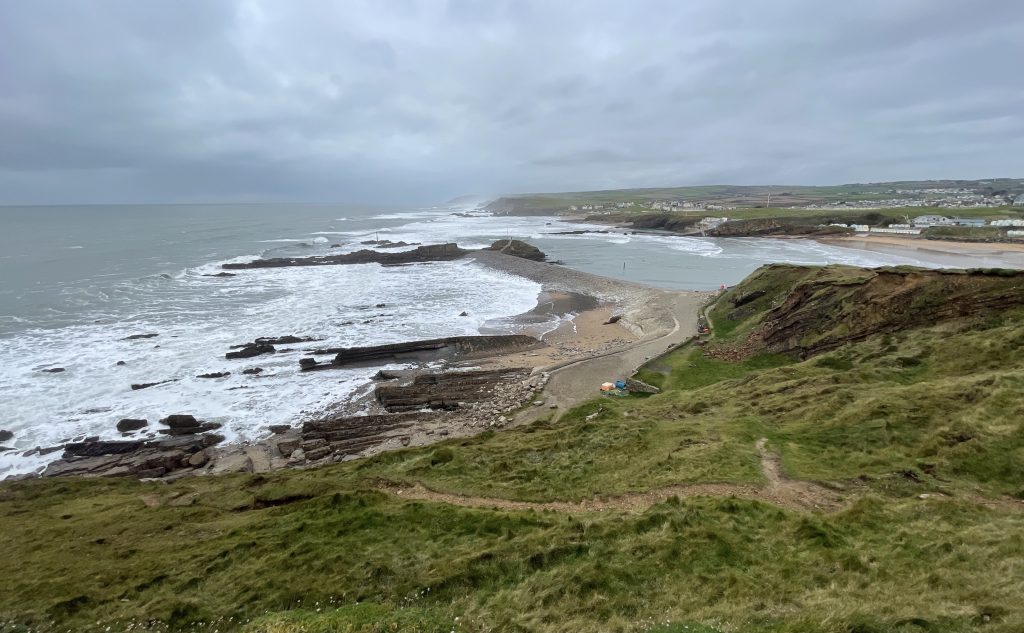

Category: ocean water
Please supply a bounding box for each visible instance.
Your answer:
[0,203,994,477]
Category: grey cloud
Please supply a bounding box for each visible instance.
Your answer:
[0,0,1022,205]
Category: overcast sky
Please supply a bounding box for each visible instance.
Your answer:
[1,1,1022,204]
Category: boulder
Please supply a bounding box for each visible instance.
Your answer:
[242,367,264,375]
[116,418,148,433]
[160,414,200,429]
[299,357,318,369]
[41,367,66,373]
[0,430,12,442]
[267,424,291,434]
[372,370,400,380]
[123,333,158,340]
[187,450,209,468]
[115,360,126,366]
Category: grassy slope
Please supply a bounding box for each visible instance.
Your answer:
[3,267,1024,633]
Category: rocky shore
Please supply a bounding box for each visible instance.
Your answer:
[19,239,697,481]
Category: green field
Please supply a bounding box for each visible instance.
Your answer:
[3,265,1024,633]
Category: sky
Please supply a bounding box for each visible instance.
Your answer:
[1,0,1023,205]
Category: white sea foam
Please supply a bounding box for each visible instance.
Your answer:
[0,260,540,478]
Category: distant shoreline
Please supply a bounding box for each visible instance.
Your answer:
[818,234,1024,268]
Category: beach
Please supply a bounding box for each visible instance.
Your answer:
[819,234,1024,268]
[6,203,1015,480]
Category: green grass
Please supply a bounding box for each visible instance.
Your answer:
[3,264,1024,632]
[924,226,1008,239]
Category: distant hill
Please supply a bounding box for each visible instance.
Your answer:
[486,178,1024,215]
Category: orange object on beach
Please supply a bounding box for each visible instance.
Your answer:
[600,382,615,391]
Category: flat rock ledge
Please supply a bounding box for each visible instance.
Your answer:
[302,335,542,370]
[222,243,468,270]
[42,434,224,479]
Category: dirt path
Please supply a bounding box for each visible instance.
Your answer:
[380,438,847,514]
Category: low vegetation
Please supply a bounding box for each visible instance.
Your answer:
[3,265,1024,632]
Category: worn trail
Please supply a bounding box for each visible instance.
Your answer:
[381,439,846,514]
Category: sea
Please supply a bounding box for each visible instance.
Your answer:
[0,202,1000,478]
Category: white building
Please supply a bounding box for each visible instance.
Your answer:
[912,215,954,227]
[991,219,1024,227]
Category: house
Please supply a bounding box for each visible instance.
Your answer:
[1014,194,1024,207]
[991,219,1024,227]
[912,215,953,227]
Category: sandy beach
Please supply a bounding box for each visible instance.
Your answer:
[468,250,709,418]
[820,234,1024,268]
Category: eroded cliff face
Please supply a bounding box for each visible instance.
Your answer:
[713,264,1024,358]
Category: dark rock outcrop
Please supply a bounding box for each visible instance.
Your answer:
[116,418,148,432]
[63,439,144,458]
[226,343,275,359]
[203,272,236,277]
[250,335,318,346]
[43,434,224,478]
[131,379,176,390]
[242,367,264,375]
[222,243,467,270]
[41,367,65,373]
[0,430,12,442]
[197,371,230,379]
[124,333,158,340]
[307,335,541,369]
[485,239,546,261]
[299,357,318,369]
[158,422,222,436]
